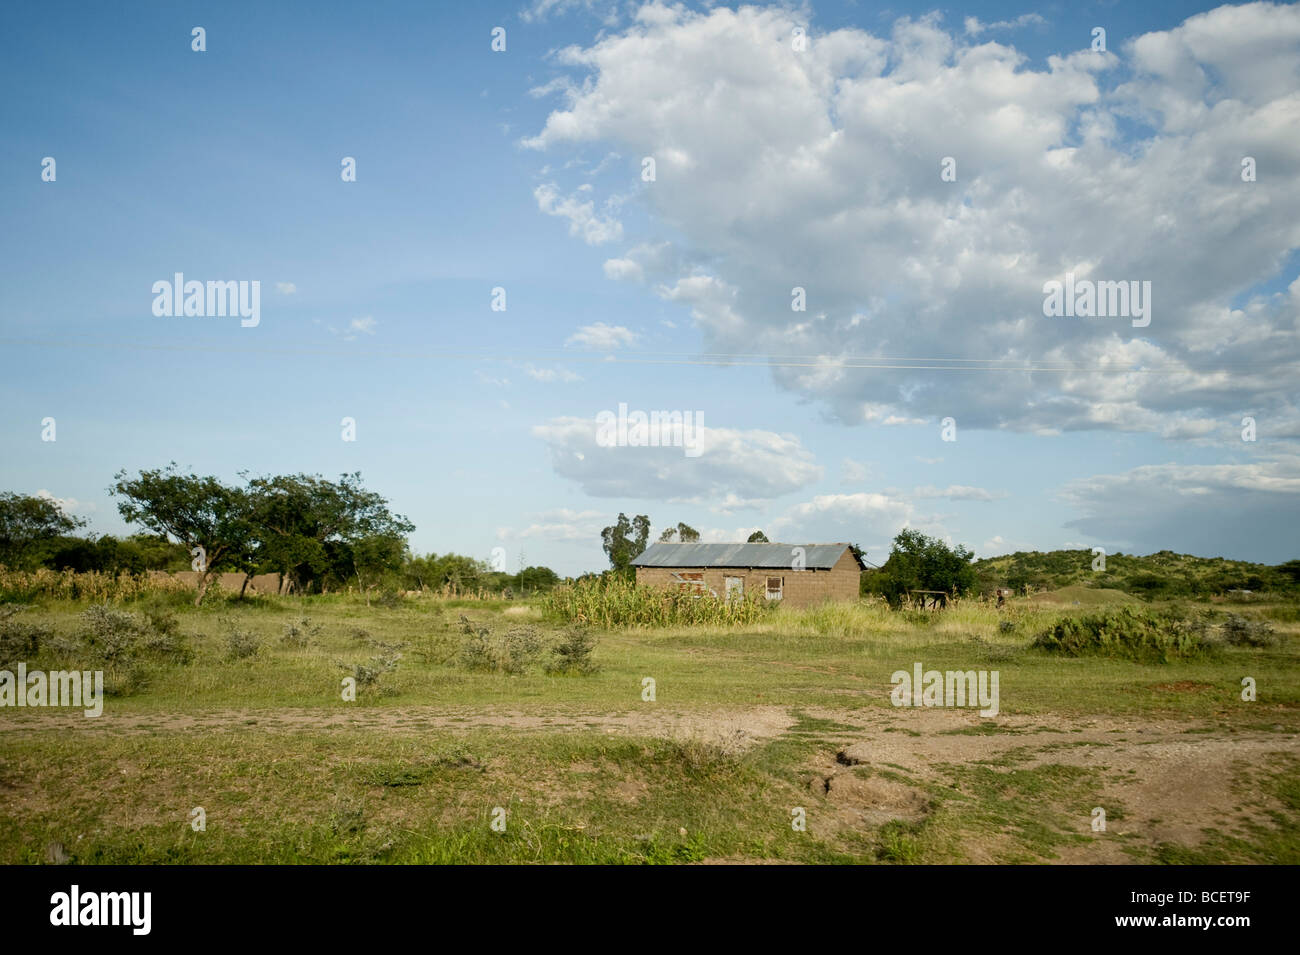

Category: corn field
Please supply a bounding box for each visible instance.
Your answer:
[541,576,770,628]
[0,566,192,602]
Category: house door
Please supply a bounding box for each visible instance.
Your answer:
[725,576,744,600]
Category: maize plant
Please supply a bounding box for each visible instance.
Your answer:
[0,566,192,603]
[541,576,769,628]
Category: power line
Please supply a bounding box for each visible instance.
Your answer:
[0,336,1285,375]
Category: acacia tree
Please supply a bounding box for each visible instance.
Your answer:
[245,472,413,594]
[0,492,86,569]
[110,465,253,605]
[601,513,651,575]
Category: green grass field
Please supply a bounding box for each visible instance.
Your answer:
[2,591,1297,864]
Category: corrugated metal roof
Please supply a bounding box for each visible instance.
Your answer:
[631,542,859,570]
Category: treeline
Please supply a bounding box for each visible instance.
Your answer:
[1,472,560,604]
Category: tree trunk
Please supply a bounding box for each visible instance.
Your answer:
[194,571,213,608]
[239,572,252,599]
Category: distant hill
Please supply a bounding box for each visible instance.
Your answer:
[971,549,1300,599]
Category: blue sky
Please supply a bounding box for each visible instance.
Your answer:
[2,0,1298,576]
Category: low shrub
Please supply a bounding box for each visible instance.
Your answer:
[1220,613,1278,648]
[281,616,323,648]
[224,626,262,661]
[1030,607,1214,663]
[546,626,599,675]
[458,624,544,674]
[0,605,51,666]
[339,648,401,695]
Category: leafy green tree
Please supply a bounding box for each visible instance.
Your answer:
[43,533,188,574]
[747,530,770,543]
[868,529,976,607]
[0,492,86,569]
[403,552,490,593]
[658,521,700,543]
[1276,559,1300,586]
[111,465,254,605]
[245,472,413,594]
[515,565,559,593]
[602,513,651,575]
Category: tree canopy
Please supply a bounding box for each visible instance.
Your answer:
[865,529,976,606]
[111,465,413,602]
[658,521,700,543]
[0,492,86,569]
[602,513,651,574]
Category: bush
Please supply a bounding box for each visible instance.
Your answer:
[80,604,152,664]
[77,604,187,695]
[457,622,545,674]
[546,626,599,675]
[339,649,400,695]
[224,626,262,661]
[281,616,322,648]
[1031,608,1213,663]
[0,605,50,665]
[457,628,495,672]
[1220,613,1278,648]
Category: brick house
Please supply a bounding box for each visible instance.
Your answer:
[630,542,864,608]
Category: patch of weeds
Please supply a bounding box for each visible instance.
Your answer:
[545,625,599,675]
[339,649,401,696]
[328,792,367,836]
[1219,614,1278,648]
[0,605,50,666]
[281,616,323,648]
[634,832,710,865]
[223,625,262,661]
[457,622,545,674]
[941,722,1021,736]
[363,763,437,788]
[1031,607,1217,663]
[876,819,925,863]
[428,746,486,772]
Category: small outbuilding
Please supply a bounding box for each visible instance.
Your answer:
[630,542,864,608]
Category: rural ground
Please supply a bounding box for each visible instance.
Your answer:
[2,591,1298,864]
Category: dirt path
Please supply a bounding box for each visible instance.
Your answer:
[5,703,1295,863]
[0,704,799,746]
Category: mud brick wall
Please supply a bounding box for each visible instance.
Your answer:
[635,549,859,608]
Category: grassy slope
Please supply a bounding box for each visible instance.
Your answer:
[972,548,1296,596]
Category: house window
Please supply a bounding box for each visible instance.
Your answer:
[725,576,744,600]
[766,576,783,600]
